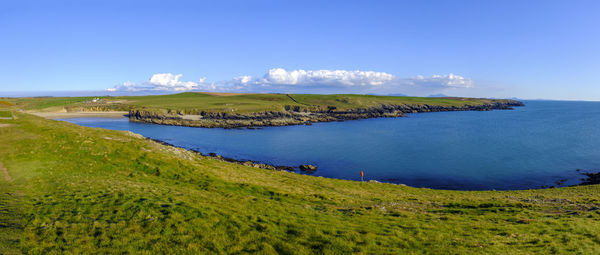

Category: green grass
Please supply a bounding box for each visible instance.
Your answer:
[6,97,98,111]
[0,113,599,254]
[120,93,293,113]
[0,111,12,118]
[7,92,518,114]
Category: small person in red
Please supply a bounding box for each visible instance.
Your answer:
[360,171,364,182]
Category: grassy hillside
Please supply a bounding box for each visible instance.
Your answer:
[4,96,99,111]
[0,113,599,254]
[0,111,12,118]
[6,92,520,114]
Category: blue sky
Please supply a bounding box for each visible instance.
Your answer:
[1,0,599,99]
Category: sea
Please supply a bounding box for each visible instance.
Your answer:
[60,100,600,190]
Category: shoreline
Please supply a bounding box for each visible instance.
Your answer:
[40,110,599,191]
[147,138,306,173]
[30,111,129,119]
[129,100,525,128]
[145,135,599,191]
[37,104,600,191]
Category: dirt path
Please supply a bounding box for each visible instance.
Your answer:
[0,161,11,182]
[286,94,311,106]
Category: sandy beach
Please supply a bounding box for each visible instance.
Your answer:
[31,111,128,119]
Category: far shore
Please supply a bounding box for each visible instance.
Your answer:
[30,111,128,119]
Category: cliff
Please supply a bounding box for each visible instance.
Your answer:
[128,100,525,128]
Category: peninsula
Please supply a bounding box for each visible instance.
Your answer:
[9,92,524,128]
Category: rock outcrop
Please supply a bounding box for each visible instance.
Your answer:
[129,100,525,128]
[579,172,600,185]
[299,165,317,171]
[148,138,297,172]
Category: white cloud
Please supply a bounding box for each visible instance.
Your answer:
[148,73,207,91]
[236,75,253,84]
[106,69,473,96]
[258,68,394,86]
[410,73,472,88]
[106,81,141,92]
[106,73,208,92]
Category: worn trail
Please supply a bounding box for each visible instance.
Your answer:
[0,161,11,182]
[0,160,21,254]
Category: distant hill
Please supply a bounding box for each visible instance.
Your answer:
[386,93,408,97]
[427,93,448,97]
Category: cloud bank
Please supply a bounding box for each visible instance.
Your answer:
[106,68,473,96]
[257,68,394,86]
[106,73,210,92]
[410,73,472,88]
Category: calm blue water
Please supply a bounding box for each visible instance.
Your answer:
[60,101,600,190]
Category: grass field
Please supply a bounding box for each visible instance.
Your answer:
[0,113,599,254]
[0,111,12,118]
[5,92,519,114]
[5,97,98,111]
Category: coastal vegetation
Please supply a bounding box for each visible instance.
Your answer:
[0,112,599,254]
[6,92,521,112]
[0,111,13,118]
[6,92,524,128]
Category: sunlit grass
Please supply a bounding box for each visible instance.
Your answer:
[0,114,598,254]
[8,92,517,115]
[0,111,12,118]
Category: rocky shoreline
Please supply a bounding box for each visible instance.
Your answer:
[129,100,525,128]
[150,138,599,189]
[542,169,600,189]
[577,169,600,186]
[147,138,316,173]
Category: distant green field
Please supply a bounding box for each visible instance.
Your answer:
[116,93,517,113]
[6,96,98,111]
[10,92,517,114]
[0,113,599,254]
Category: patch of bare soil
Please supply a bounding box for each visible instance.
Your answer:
[0,161,12,182]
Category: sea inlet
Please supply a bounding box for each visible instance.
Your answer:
[61,100,600,190]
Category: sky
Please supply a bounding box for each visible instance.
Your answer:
[0,0,599,100]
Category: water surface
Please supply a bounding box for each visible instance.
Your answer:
[61,101,600,190]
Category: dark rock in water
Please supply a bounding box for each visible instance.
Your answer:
[580,172,600,185]
[299,164,317,171]
[276,166,295,171]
